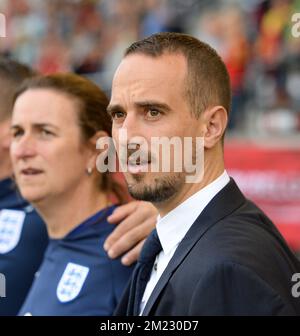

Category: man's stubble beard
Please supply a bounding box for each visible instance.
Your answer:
[127,172,185,203]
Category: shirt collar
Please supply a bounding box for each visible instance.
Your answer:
[156,170,230,254]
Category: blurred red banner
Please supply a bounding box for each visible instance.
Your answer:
[225,141,300,251]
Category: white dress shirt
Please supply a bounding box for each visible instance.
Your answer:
[139,170,230,314]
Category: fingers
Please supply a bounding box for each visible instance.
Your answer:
[104,204,140,252]
[104,201,157,254]
[104,202,139,251]
[121,240,146,266]
[107,202,138,224]
[105,216,156,260]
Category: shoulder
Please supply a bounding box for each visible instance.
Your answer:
[197,198,289,263]
[182,197,300,291]
[188,260,296,315]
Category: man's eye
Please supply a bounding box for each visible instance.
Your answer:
[11,130,24,138]
[112,111,125,120]
[146,109,161,118]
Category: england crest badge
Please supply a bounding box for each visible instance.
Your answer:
[56,262,89,303]
[0,209,25,254]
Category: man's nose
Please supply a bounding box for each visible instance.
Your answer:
[119,112,143,142]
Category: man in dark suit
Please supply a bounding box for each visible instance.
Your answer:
[109,32,300,315]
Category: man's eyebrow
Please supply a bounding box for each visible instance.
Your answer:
[106,104,125,115]
[106,101,172,115]
[134,101,171,111]
[10,124,20,130]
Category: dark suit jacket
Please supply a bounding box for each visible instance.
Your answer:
[115,178,300,315]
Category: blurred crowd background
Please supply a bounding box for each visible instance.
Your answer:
[0,0,299,251]
[0,0,300,135]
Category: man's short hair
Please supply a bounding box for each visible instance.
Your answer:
[0,57,36,122]
[124,32,231,119]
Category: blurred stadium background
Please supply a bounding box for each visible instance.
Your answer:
[0,0,299,252]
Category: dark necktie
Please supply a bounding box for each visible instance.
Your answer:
[128,229,162,315]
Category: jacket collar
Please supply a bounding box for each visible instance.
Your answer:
[142,178,246,315]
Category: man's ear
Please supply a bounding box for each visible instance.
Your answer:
[202,106,228,149]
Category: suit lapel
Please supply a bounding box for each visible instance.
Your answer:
[142,178,246,315]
